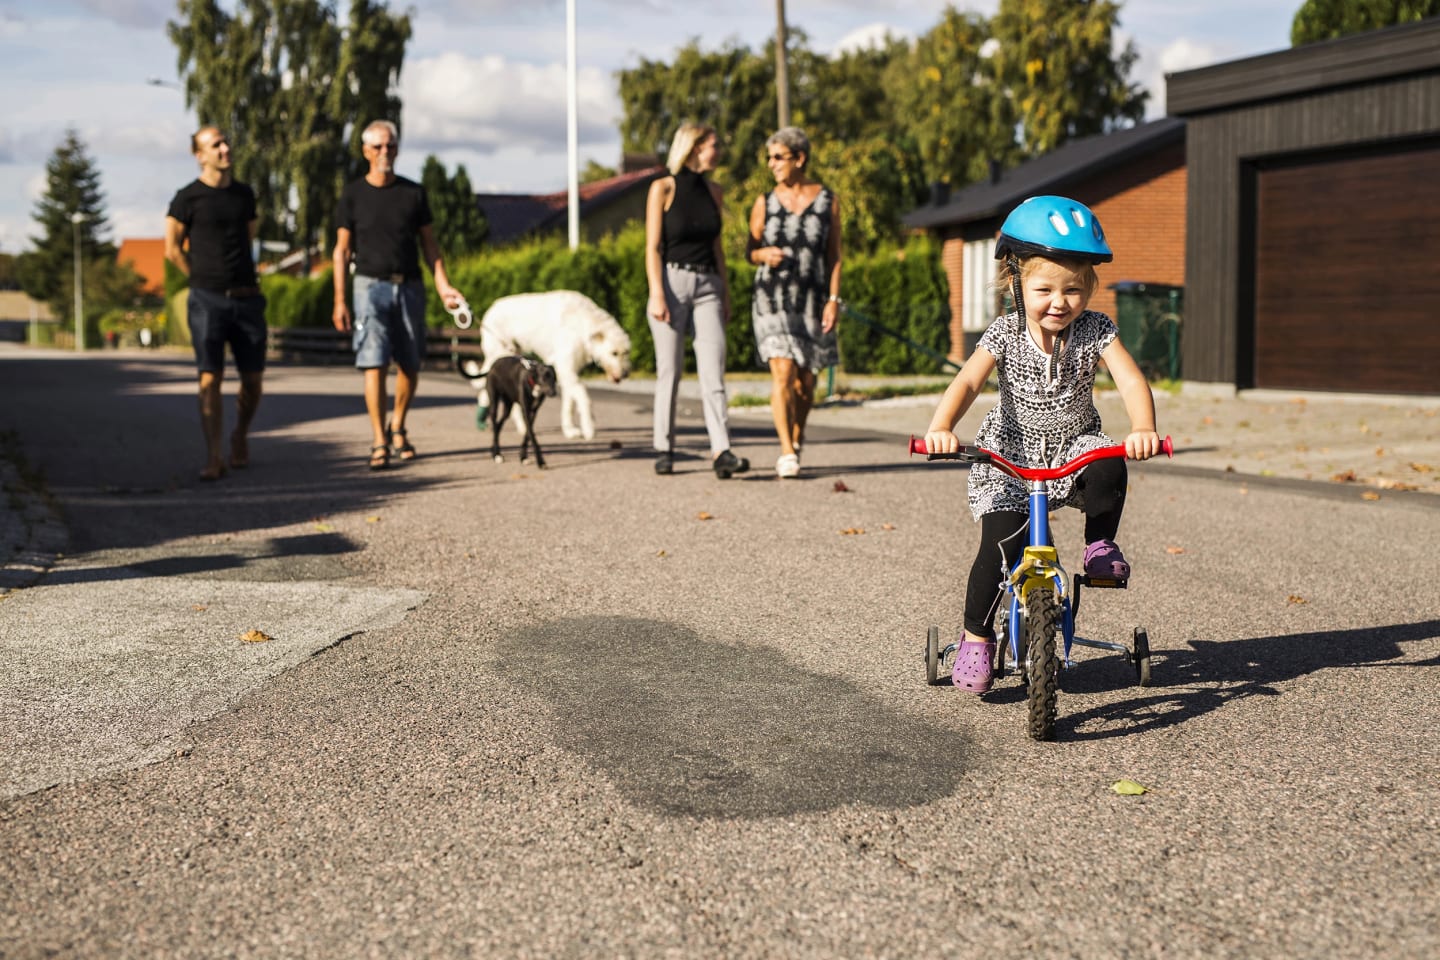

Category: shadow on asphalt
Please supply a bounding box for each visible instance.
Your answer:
[497,615,971,819]
[1055,618,1440,740]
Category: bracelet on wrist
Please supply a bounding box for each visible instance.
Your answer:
[827,295,844,305]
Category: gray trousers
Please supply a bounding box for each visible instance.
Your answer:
[649,265,731,455]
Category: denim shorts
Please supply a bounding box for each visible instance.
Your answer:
[353,275,428,373]
[187,286,268,374]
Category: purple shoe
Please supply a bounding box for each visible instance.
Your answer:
[952,638,996,693]
[1084,539,1131,579]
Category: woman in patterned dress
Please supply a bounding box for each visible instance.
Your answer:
[746,127,843,479]
[922,196,1163,694]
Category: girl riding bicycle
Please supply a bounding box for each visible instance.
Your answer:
[923,196,1163,694]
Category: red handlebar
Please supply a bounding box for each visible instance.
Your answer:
[909,435,1173,482]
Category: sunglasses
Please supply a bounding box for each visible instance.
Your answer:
[767,152,793,162]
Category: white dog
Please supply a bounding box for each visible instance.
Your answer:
[466,291,631,440]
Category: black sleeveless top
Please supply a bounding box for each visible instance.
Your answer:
[661,167,720,269]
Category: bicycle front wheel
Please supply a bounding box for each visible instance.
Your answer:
[1023,586,1061,741]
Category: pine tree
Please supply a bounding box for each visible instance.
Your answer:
[16,131,117,316]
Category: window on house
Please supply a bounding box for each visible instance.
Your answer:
[962,237,997,332]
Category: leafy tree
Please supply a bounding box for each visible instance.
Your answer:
[420,155,488,258]
[168,0,411,259]
[15,130,133,320]
[988,0,1147,157]
[1291,0,1440,43]
[0,253,19,290]
[581,160,618,183]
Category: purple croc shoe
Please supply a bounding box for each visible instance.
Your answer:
[952,638,996,693]
[1084,539,1131,579]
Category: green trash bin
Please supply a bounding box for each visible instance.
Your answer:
[1109,281,1183,381]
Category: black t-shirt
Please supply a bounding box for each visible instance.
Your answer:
[336,176,434,281]
[166,179,258,291]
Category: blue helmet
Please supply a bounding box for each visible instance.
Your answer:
[995,195,1112,264]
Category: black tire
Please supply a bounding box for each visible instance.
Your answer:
[1133,627,1152,687]
[925,625,940,686]
[1024,588,1061,741]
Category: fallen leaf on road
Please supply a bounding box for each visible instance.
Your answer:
[697,511,714,521]
[1331,470,1357,483]
[1361,491,1381,501]
[1375,479,1419,491]
[239,629,273,644]
[313,522,335,533]
[1375,447,1385,457]
[1287,595,1307,605]
[1165,545,1185,554]
[191,604,207,612]
[1359,423,1370,433]
[882,523,896,531]
[840,527,865,536]
[832,480,851,493]
[366,516,381,523]
[1112,779,1149,796]
[656,550,667,558]
[510,473,528,480]
[1202,416,1214,425]
[1410,463,1434,473]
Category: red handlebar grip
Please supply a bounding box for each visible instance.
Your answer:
[909,436,927,456]
[1162,435,1174,458]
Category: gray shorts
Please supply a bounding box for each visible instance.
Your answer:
[353,275,427,373]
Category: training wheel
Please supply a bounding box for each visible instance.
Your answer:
[925,625,940,686]
[1132,626,1152,687]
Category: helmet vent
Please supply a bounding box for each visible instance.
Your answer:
[1071,209,1086,228]
[1048,212,1071,235]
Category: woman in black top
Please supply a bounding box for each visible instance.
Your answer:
[644,122,749,479]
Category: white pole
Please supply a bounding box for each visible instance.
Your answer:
[566,0,579,250]
[71,211,85,351]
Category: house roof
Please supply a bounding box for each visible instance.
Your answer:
[902,117,1186,230]
[1167,18,1440,117]
[116,237,166,296]
[477,165,666,245]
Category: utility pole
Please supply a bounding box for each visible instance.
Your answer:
[565,0,580,250]
[774,0,790,129]
[71,211,85,352]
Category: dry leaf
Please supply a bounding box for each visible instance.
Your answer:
[839,527,866,536]
[697,511,714,521]
[882,523,897,531]
[1201,416,1214,425]
[1359,423,1370,433]
[1361,491,1381,501]
[191,604,208,612]
[1331,470,1357,483]
[510,473,528,480]
[656,549,667,558]
[313,522,335,533]
[239,629,273,644]
[366,516,381,523]
[1410,463,1434,474]
[1287,595,1307,605]
[1375,479,1419,491]
[832,480,851,493]
[1112,779,1149,796]
[1165,545,1185,555]
[1375,447,1385,457]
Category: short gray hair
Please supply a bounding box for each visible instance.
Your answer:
[767,126,811,164]
[361,119,399,147]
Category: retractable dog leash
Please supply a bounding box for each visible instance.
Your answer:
[446,294,473,329]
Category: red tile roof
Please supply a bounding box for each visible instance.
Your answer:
[117,238,167,296]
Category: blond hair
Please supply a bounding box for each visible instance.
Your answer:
[996,254,1100,301]
[666,123,715,175]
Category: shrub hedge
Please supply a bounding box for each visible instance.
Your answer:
[198,224,952,374]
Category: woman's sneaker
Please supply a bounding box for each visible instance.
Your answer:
[1083,539,1130,579]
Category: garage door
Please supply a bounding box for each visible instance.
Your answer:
[1253,143,1440,395]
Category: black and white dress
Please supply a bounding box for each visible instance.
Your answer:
[967,309,1118,520]
[752,187,839,371]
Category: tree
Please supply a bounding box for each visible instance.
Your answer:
[580,160,617,183]
[988,0,1147,158]
[1291,0,1440,44]
[16,130,129,319]
[420,155,488,258]
[168,0,411,259]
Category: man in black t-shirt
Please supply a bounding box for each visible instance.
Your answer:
[164,126,266,482]
[332,119,462,470]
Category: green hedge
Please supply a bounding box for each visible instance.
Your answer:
[239,225,950,374]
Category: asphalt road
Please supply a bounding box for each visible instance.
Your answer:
[2,349,1438,959]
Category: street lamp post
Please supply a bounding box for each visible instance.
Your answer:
[71,211,85,352]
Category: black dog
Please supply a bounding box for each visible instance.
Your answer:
[486,355,559,467]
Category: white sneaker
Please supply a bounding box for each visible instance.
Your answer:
[776,453,801,478]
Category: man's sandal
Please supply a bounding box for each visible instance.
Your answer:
[391,428,417,462]
[368,444,390,470]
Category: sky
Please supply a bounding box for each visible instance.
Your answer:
[0,0,1301,254]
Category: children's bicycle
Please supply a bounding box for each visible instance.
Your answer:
[909,435,1173,741]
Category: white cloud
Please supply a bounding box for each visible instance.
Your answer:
[400,51,621,154]
[1135,37,1221,116]
[830,22,913,56]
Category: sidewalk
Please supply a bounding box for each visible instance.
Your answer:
[609,373,1440,498]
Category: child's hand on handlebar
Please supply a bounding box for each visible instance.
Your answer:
[1126,430,1163,461]
[924,429,960,455]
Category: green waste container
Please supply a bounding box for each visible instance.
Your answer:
[1109,281,1183,381]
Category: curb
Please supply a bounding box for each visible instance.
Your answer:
[0,449,67,598]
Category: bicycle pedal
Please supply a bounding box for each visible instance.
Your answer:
[1076,575,1128,589]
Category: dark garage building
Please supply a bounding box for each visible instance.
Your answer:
[1167,19,1440,396]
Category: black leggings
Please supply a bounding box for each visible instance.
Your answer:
[962,457,1127,637]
